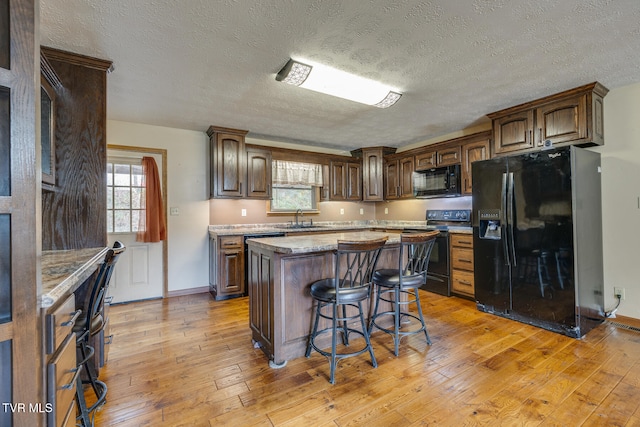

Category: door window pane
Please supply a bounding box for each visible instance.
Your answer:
[107,161,145,233]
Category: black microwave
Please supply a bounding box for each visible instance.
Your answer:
[413,164,462,198]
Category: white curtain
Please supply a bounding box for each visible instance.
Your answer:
[272,160,323,186]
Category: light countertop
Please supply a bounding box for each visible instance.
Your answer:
[246,231,405,254]
[41,247,109,308]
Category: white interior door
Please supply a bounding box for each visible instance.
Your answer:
[106,149,165,303]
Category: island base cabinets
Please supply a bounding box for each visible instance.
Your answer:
[209,235,245,300]
[450,233,475,299]
[248,248,275,359]
[247,243,400,366]
[489,82,608,157]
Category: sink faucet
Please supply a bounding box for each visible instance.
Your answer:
[295,209,303,226]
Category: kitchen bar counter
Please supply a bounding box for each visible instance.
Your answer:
[41,247,109,308]
[246,230,403,254]
[247,231,401,367]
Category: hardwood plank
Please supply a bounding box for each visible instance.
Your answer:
[92,292,640,426]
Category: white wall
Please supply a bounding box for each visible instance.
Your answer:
[594,81,640,319]
[107,120,209,294]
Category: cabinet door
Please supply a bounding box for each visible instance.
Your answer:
[219,249,244,295]
[384,159,399,199]
[246,148,272,199]
[415,150,436,171]
[362,148,384,201]
[320,164,330,201]
[461,138,490,195]
[330,161,346,200]
[398,156,415,198]
[493,110,534,155]
[535,94,587,147]
[213,132,245,198]
[437,145,461,166]
[346,162,362,201]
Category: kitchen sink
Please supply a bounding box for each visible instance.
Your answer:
[274,224,325,230]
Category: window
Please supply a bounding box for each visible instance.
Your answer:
[269,160,323,213]
[106,160,145,233]
[270,185,317,212]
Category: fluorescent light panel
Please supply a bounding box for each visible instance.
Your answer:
[276,59,402,108]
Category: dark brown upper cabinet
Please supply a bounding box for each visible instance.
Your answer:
[329,160,361,201]
[207,126,275,200]
[208,126,248,198]
[246,147,272,199]
[352,147,396,202]
[384,154,414,200]
[488,82,608,156]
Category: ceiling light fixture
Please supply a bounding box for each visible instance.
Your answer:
[276,59,402,108]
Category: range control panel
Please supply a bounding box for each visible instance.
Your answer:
[426,209,471,223]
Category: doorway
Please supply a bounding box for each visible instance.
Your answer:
[106,145,168,303]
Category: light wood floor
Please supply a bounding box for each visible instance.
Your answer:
[93,291,640,426]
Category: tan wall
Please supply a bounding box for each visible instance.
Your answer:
[209,199,377,225]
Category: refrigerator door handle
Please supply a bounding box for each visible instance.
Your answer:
[507,172,517,267]
[501,172,510,266]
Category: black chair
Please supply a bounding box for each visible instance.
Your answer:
[369,231,438,356]
[74,241,125,426]
[305,237,388,384]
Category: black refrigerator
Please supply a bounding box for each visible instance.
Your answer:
[472,146,604,338]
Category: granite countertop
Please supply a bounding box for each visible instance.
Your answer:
[41,247,109,308]
[208,220,435,237]
[246,231,404,254]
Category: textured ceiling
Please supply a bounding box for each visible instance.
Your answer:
[40,0,640,152]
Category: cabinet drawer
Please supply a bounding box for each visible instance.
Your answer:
[450,233,473,248]
[45,294,80,355]
[219,235,243,248]
[451,269,475,296]
[451,248,474,271]
[47,333,79,427]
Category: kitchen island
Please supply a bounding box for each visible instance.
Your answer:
[246,231,402,367]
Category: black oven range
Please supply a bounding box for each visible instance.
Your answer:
[404,209,471,296]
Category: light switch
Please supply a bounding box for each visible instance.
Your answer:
[340,208,344,215]
[241,209,247,217]
[384,208,389,214]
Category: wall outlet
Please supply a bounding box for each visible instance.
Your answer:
[169,207,179,216]
[614,287,625,300]
[359,208,364,215]
[384,207,388,214]
[241,209,247,217]
[340,208,344,215]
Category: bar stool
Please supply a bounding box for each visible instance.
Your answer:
[369,231,438,356]
[305,237,388,384]
[74,241,125,426]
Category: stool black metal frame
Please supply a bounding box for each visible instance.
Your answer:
[305,237,387,384]
[74,241,125,426]
[369,231,438,356]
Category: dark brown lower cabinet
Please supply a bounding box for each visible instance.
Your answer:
[209,235,245,300]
